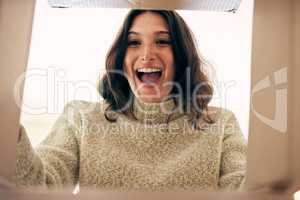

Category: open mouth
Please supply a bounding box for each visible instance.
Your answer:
[135,68,163,84]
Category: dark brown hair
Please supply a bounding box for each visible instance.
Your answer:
[99,9,214,126]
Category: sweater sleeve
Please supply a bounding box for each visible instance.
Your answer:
[218,110,247,191]
[16,101,81,189]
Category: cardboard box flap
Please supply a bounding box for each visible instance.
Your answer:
[0,0,35,183]
[48,0,242,12]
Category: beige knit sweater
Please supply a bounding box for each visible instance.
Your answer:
[16,98,247,191]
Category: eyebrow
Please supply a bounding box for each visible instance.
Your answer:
[128,31,170,36]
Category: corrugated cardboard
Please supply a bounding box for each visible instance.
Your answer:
[47,0,242,12]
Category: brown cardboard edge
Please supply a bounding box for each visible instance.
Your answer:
[0,0,36,183]
[245,0,296,191]
[0,0,298,197]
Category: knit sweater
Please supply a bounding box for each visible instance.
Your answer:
[16,98,247,191]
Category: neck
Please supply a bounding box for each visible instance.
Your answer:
[133,97,182,124]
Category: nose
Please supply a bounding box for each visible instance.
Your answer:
[141,44,155,62]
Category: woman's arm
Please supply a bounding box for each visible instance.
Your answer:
[218,111,247,190]
[15,101,81,189]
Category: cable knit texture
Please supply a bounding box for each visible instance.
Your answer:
[16,99,247,191]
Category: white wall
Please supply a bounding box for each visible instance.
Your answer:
[20,0,253,146]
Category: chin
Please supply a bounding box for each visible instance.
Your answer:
[135,93,161,103]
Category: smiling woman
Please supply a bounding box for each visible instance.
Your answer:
[101,10,214,124]
[124,12,175,103]
[16,9,247,191]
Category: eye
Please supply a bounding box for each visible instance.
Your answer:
[156,39,171,46]
[127,40,141,47]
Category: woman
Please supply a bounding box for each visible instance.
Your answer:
[16,9,247,191]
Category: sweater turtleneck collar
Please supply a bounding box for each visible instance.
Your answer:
[133,97,181,124]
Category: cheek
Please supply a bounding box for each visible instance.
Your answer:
[124,55,136,84]
[124,51,136,69]
[124,54,132,73]
[164,53,175,81]
[166,66,175,82]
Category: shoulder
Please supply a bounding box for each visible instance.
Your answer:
[206,106,244,139]
[197,106,241,133]
[62,100,110,117]
[64,100,108,111]
[206,106,237,123]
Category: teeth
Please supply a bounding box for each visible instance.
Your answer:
[137,68,162,73]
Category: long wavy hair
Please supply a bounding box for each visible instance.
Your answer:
[99,9,214,127]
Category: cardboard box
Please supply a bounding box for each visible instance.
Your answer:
[47,0,242,12]
[0,0,35,183]
[0,0,299,198]
[246,0,300,191]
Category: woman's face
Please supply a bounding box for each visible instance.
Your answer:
[124,12,175,103]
